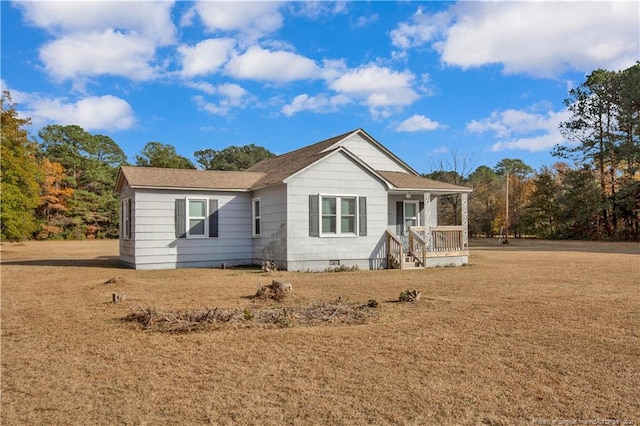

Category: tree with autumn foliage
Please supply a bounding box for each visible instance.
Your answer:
[1,91,43,241]
[37,158,74,239]
[37,124,127,239]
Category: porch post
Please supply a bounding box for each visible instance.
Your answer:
[462,192,469,250]
[423,192,431,250]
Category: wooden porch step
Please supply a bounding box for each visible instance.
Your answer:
[402,256,423,269]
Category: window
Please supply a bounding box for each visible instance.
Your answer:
[309,195,367,237]
[321,196,357,235]
[175,199,218,239]
[187,199,207,237]
[252,197,261,237]
[121,199,131,239]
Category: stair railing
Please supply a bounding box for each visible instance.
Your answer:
[386,230,403,269]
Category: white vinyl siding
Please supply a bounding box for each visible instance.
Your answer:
[286,151,388,271]
[126,190,253,269]
[118,185,135,267]
[338,133,409,172]
[251,185,287,267]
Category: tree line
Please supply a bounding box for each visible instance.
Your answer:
[1,91,274,241]
[1,63,638,241]
[431,64,639,241]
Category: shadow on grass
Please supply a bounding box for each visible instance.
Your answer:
[1,256,123,269]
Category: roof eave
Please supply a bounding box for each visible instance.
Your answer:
[390,187,473,194]
[127,185,252,193]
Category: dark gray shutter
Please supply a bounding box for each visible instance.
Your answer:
[419,202,425,227]
[120,201,125,238]
[358,197,367,236]
[209,199,219,238]
[126,199,132,239]
[175,199,186,238]
[309,195,319,237]
[396,201,403,235]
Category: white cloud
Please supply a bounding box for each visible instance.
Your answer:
[392,2,639,77]
[281,93,350,116]
[329,64,419,118]
[468,107,572,152]
[178,38,236,77]
[390,7,445,49]
[217,83,248,100]
[396,115,442,132]
[192,83,252,116]
[39,30,158,82]
[291,2,348,19]
[352,14,379,29]
[24,94,136,131]
[15,2,176,86]
[185,81,217,95]
[192,2,282,43]
[225,46,320,83]
[491,134,564,153]
[16,1,176,44]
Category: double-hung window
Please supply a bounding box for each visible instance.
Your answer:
[252,197,261,237]
[175,198,218,239]
[121,199,131,239]
[310,195,366,237]
[187,199,207,237]
[321,196,357,235]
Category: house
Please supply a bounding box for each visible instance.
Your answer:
[114,129,472,271]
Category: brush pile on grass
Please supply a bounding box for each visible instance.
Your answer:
[122,299,379,333]
[399,289,421,303]
[255,280,292,301]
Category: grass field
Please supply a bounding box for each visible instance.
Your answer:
[1,239,638,425]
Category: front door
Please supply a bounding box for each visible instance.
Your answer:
[403,201,419,234]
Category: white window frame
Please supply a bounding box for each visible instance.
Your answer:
[252,197,261,237]
[121,199,130,240]
[319,194,358,237]
[186,198,208,238]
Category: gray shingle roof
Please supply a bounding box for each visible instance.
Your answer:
[116,129,472,194]
[117,166,264,191]
[246,129,357,188]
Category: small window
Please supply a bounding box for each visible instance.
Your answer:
[121,199,131,239]
[187,199,207,237]
[252,197,261,237]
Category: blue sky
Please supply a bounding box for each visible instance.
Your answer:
[2,1,638,174]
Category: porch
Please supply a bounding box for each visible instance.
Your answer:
[384,186,470,269]
[386,225,469,269]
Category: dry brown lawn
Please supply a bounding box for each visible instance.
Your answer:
[1,239,638,425]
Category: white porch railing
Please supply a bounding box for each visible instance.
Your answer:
[408,227,427,267]
[386,230,403,269]
[410,226,467,253]
[386,226,467,269]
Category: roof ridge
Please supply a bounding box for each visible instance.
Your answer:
[246,129,359,171]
